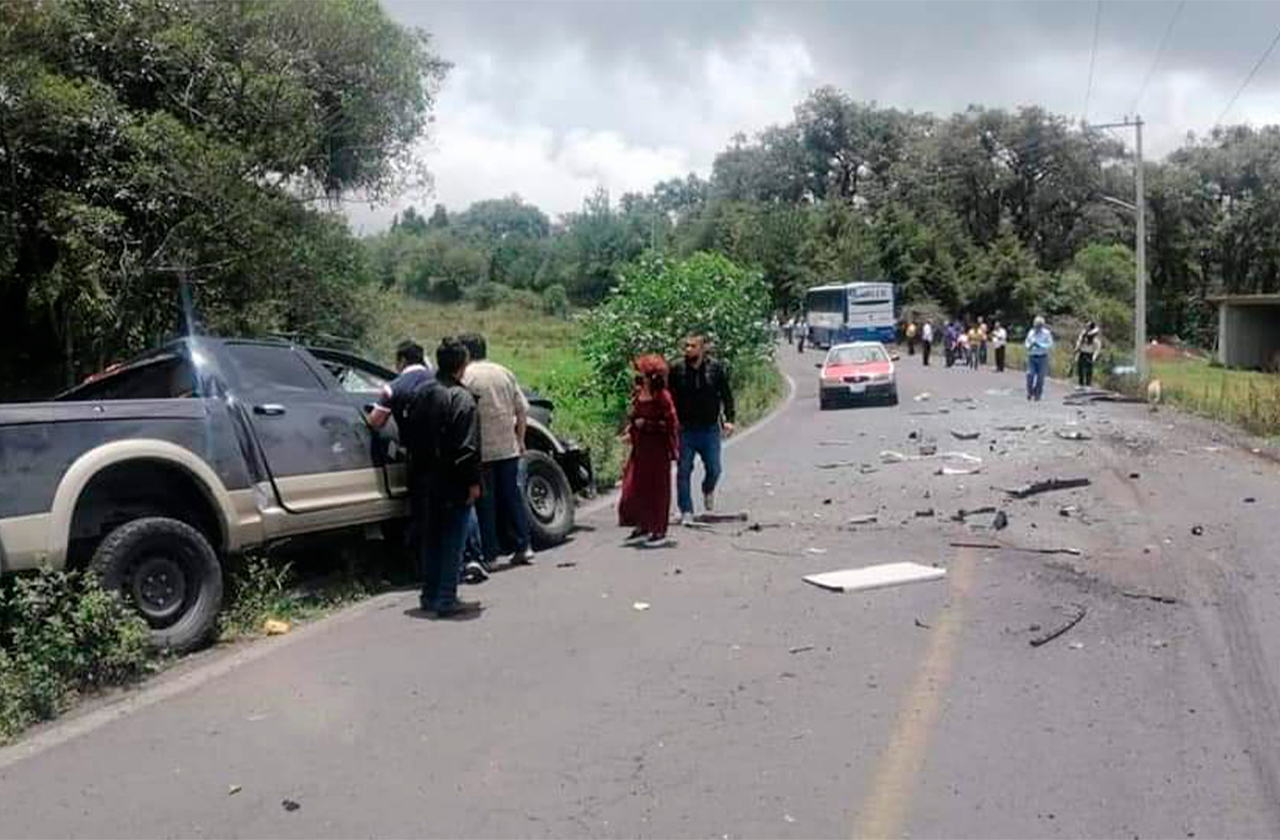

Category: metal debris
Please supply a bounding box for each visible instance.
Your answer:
[1056,429,1092,441]
[950,506,996,522]
[992,510,1009,531]
[1190,525,1204,536]
[282,800,301,813]
[632,601,651,611]
[847,514,879,525]
[951,430,981,441]
[1030,604,1087,647]
[695,511,750,524]
[788,644,815,654]
[1122,591,1179,605]
[1004,477,1091,498]
[914,618,931,629]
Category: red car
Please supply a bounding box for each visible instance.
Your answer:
[817,341,899,409]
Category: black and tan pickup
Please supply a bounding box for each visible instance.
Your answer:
[0,338,592,652]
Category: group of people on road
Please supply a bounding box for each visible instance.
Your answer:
[901,315,1105,402]
[367,334,534,619]
[905,318,1008,373]
[616,334,736,543]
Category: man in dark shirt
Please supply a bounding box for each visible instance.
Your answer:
[668,334,735,526]
[407,337,483,617]
[366,340,434,434]
[366,340,435,573]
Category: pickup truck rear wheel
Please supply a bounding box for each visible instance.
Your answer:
[522,450,574,549]
[91,517,223,654]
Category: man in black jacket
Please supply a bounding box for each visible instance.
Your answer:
[669,334,735,526]
[408,337,483,618]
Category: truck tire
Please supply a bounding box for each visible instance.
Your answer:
[90,517,223,654]
[522,450,574,549]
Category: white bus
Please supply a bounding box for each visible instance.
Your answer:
[803,282,896,348]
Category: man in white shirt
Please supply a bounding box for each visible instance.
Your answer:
[459,333,534,568]
[921,321,935,366]
[992,322,1008,372]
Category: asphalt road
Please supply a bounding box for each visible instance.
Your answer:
[3,344,1280,839]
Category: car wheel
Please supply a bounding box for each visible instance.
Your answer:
[90,517,223,654]
[522,450,575,549]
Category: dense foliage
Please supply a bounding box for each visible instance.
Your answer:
[0,0,447,396]
[372,89,1280,358]
[581,252,774,408]
[0,570,152,741]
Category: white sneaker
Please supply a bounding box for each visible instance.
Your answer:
[703,491,716,512]
[511,547,536,566]
[679,513,694,527]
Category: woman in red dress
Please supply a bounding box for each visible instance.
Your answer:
[618,355,680,543]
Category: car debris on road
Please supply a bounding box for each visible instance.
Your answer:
[1003,477,1092,499]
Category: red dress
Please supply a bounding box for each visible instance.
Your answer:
[618,389,680,536]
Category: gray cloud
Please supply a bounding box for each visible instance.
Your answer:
[351,1,1280,230]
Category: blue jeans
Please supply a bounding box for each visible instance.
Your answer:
[1027,353,1049,401]
[420,500,470,611]
[476,456,531,562]
[678,427,723,514]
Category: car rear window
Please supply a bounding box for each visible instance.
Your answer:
[61,355,197,401]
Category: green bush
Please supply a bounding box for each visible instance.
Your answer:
[466,281,510,311]
[542,284,570,318]
[0,570,153,742]
[581,251,774,408]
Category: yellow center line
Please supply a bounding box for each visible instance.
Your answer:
[851,548,978,840]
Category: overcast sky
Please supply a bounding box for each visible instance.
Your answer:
[349,0,1280,231]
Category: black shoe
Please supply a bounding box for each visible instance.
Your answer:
[434,599,482,618]
[626,528,648,541]
[646,533,669,544]
[463,561,489,584]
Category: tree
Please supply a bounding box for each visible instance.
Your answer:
[581,252,774,414]
[0,0,449,392]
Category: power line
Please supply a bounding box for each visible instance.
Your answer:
[1216,24,1280,126]
[1130,0,1185,114]
[1084,0,1104,123]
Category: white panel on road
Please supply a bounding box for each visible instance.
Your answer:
[803,562,946,593]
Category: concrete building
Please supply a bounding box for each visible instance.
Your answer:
[1209,293,1280,370]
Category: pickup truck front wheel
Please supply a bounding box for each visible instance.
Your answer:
[91,517,223,654]
[523,450,574,549]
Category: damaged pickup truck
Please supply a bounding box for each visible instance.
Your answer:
[0,338,592,652]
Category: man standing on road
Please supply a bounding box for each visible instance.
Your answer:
[459,333,535,570]
[1074,321,1102,389]
[670,335,735,527]
[1024,315,1054,402]
[921,320,934,366]
[366,340,435,573]
[905,321,917,356]
[410,338,482,618]
[992,321,1008,372]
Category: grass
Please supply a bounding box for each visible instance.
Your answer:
[218,553,380,641]
[1006,343,1280,438]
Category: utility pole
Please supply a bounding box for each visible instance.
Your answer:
[1089,116,1148,380]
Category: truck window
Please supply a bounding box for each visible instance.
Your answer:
[226,344,326,392]
[63,355,197,401]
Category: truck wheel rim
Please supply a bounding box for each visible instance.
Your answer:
[130,555,188,621]
[528,475,557,522]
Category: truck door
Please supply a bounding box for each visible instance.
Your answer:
[305,349,410,500]
[224,342,384,513]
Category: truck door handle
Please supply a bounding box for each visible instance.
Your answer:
[253,404,287,416]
